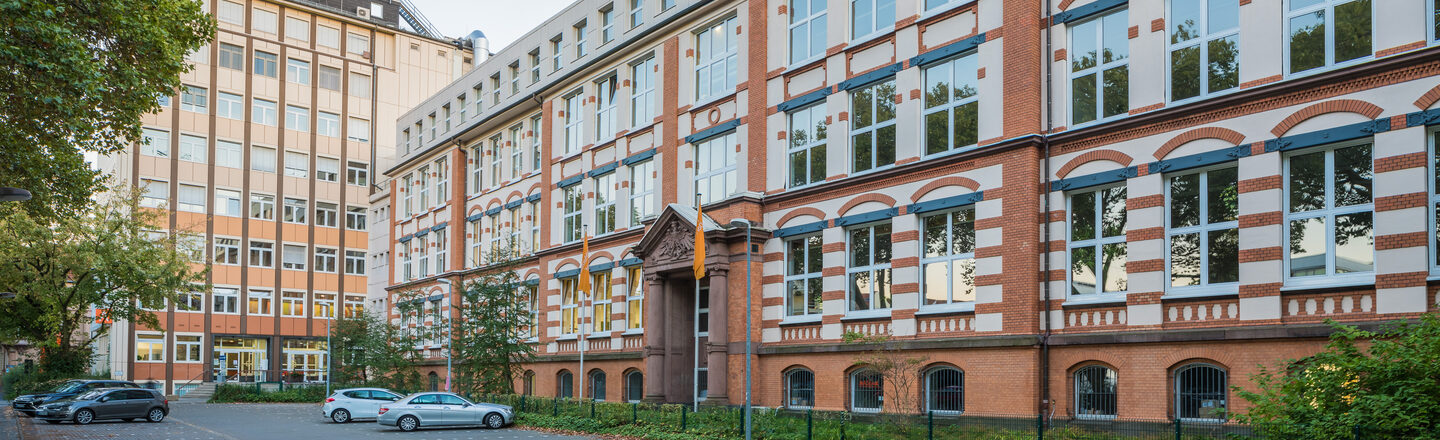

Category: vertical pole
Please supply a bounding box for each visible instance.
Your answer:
[633,402,638,423]
[325,318,331,397]
[743,220,753,440]
[693,193,701,413]
[591,398,596,418]
[553,396,558,416]
[1037,413,1044,440]
[681,405,688,431]
[806,409,813,440]
[579,229,587,402]
[928,410,934,440]
[1173,418,1182,440]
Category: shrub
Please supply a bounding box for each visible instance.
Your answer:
[2,368,108,400]
[208,384,331,403]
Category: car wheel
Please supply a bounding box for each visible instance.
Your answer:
[74,409,95,425]
[331,408,351,423]
[146,408,166,422]
[397,415,419,432]
[484,412,504,429]
[43,420,60,424]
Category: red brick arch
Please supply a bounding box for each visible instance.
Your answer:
[553,258,581,272]
[465,205,485,217]
[1415,83,1440,109]
[521,268,540,280]
[526,183,544,196]
[1058,0,1077,10]
[585,251,615,268]
[1152,127,1247,160]
[910,176,982,203]
[838,194,897,217]
[777,207,826,228]
[1270,99,1383,137]
[505,190,525,204]
[1055,150,1134,179]
[485,200,502,211]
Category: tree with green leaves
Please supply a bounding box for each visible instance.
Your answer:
[1237,314,1440,439]
[0,0,215,217]
[329,310,425,391]
[0,186,206,374]
[842,331,929,415]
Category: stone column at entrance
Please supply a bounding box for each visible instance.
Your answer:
[705,266,729,404]
[642,274,667,402]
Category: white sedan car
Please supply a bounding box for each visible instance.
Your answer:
[322,388,403,423]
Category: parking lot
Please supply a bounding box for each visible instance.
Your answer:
[4,401,594,440]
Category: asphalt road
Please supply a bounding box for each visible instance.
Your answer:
[3,401,595,440]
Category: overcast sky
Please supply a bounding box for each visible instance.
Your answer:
[404,0,573,52]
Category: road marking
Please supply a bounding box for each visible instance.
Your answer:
[168,414,242,440]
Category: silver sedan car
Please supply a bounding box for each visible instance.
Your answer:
[376,392,514,431]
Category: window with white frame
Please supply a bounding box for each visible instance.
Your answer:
[1175,363,1227,420]
[625,266,644,330]
[136,334,165,362]
[564,91,584,154]
[285,105,309,132]
[850,0,895,40]
[315,202,337,227]
[488,213,502,257]
[417,165,431,210]
[219,43,245,70]
[552,36,564,70]
[214,237,241,265]
[785,234,823,317]
[1169,0,1239,102]
[530,199,542,252]
[444,104,453,132]
[181,85,207,113]
[510,125,524,179]
[694,16,738,102]
[629,159,655,224]
[141,128,169,157]
[1285,142,1373,282]
[140,179,167,208]
[281,291,305,317]
[529,51,541,84]
[351,72,372,98]
[345,206,366,230]
[253,98,278,125]
[594,173,617,235]
[1432,130,1440,272]
[214,287,240,314]
[345,250,366,275]
[347,32,369,55]
[1287,0,1372,75]
[786,369,814,408]
[179,134,207,163]
[250,193,275,220]
[1069,8,1129,125]
[254,51,278,77]
[401,241,413,281]
[282,244,307,270]
[216,140,242,168]
[215,189,241,217]
[850,369,883,412]
[283,197,307,223]
[787,104,828,187]
[850,79,897,173]
[921,208,976,307]
[343,295,364,318]
[469,219,483,267]
[416,235,430,277]
[177,183,206,213]
[789,0,827,64]
[287,58,310,85]
[1167,167,1239,292]
[1069,185,1128,296]
[314,293,335,318]
[217,92,244,119]
[434,228,448,273]
[218,1,244,25]
[318,65,340,90]
[347,161,368,186]
[249,289,272,315]
[531,114,544,170]
[489,136,502,187]
[435,157,449,201]
[601,5,615,43]
[563,184,583,243]
[286,16,308,41]
[694,132,738,205]
[348,118,370,142]
[316,111,339,137]
[1075,365,1117,418]
[848,222,892,311]
[575,20,588,57]
[591,271,612,333]
[596,75,617,140]
[521,282,540,338]
[249,240,274,268]
[252,8,277,34]
[252,145,277,172]
[630,0,644,28]
[508,206,523,255]
[631,56,656,126]
[284,151,308,178]
[175,335,202,362]
[469,146,483,194]
[177,289,204,311]
[560,277,580,334]
[923,53,979,155]
[316,157,339,182]
[925,367,964,414]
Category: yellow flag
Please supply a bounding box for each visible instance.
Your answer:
[693,205,706,280]
[578,231,591,293]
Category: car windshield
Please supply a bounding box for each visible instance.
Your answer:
[52,381,86,393]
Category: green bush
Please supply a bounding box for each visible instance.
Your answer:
[2,368,108,400]
[208,384,331,403]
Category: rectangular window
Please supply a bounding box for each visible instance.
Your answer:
[314,293,336,318]
[922,53,979,155]
[1167,167,1240,292]
[350,72,372,99]
[317,111,339,137]
[250,193,275,220]
[347,161,369,186]
[218,1,244,25]
[489,136,502,187]
[141,128,169,157]
[318,65,341,91]
[287,58,310,85]
[345,250,366,275]
[252,98,277,125]
[213,287,240,313]
[509,63,520,94]
[564,91,584,154]
[625,267,644,330]
[508,206,523,255]
[596,75,617,140]
[631,56,656,126]
[178,134,207,163]
[317,157,339,182]
[491,74,501,103]
[592,271,613,333]
[136,334,165,362]
[575,21,589,57]
[435,157,449,206]
[695,132,738,205]
[140,179,167,208]
[286,16,309,41]
[787,104,828,187]
[282,244,307,270]
[1069,186,1128,296]
[181,85,207,113]
[435,228,448,272]
[401,241,413,281]
[921,209,976,307]
[347,33,370,55]
[219,43,246,70]
[630,0,644,28]
[530,50,542,83]
[315,202,337,227]
[348,118,370,142]
[284,151,308,178]
[249,241,274,268]
[176,184,205,213]
[247,289,272,315]
[176,290,204,312]
[402,172,415,216]
[850,79,897,173]
[468,146,483,194]
[694,16,739,101]
[563,185,583,243]
[1288,0,1372,74]
[214,189,241,217]
[1069,9,1129,125]
[510,125,524,179]
[1285,142,1374,282]
[487,213,502,258]
[283,197,307,224]
[552,36,564,70]
[251,145,276,173]
[217,92,243,119]
[281,291,305,317]
[786,235,823,316]
[317,25,339,48]
[629,159,655,224]
[530,200,542,253]
[601,5,617,44]
[416,236,430,277]
[215,237,241,265]
[252,8,277,34]
[254,51,278,77]
[1169,0,1240,101]
[343,295,364,318]
[851,0,895,39]
[847,222,893,311]
[459,94,469,121]
[468,219,483,267]
[789,0,828,64]
[346,206,366,230]
[216,140,242,168]
[285,105,309,132]
[531,114,544,170]
[443,104,453,132]
[561,277,580,334]
[174,335,202,362]
[594,173,617,235]
[314,248,337,273]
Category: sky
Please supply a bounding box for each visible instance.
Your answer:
[403,0,573,53]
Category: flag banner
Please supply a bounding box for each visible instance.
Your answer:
[579,231,591,293]
[693,204,706,280]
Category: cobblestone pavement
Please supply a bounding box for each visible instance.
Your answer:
[5,402,594,440]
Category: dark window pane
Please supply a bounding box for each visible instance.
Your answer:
[852,133,872,172]
[1171,174,1201,228]
[953,101,978,149]
[877,125,896,166]
[1207,35,1239,93]
[1334,0,1372,64]
[1289,151,1325,212]
[1333,143,1372,207]
[951,209,975,255]
[789,151,807,187]
[1071,192,1096,241]
[1101,186,1127,238]
[874,223,892,263]
[1171,232,1201,287]
[810,144,826,183]
[1171,46,1201,101]
[850,228,870,266]
[923,215,947,258]
[925,111,949,155]
[1207,167,1239,223]
[1208,228,1239,283]
[1289,11,1326,73]
[1102,65,1129,118]
[1072,75,1097,125]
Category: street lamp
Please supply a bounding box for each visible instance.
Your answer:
[728,219,754,440]
[0,187,31,202]
[436,278,454,392]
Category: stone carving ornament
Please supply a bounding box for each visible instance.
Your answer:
[651,222,696,264]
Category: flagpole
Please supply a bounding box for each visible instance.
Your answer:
[578,224,587,402]
[692,193,702,412]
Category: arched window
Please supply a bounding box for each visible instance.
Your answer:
[785,369,814,409]
[589,370,607,401]
[925,367,964,414]
[557,370,574,399]
[427,371,439,391]
[1175,363,1227,420]
[522,370,535,396]
[1074,365,1117,418]
[625,371,643,402]
[850,369,883,413]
